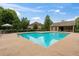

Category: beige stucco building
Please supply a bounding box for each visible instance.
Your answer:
[50,21,75,32]
[28,22,42,30]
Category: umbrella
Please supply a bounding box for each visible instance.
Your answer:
[1,24,12,27]
[1,23,13,31]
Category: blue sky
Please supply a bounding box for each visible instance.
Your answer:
[0,3,79,23]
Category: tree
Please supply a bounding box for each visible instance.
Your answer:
[0,8,21,30]
[75,17,79,32]
[12,19,21,30]
[0,6,21,31]
[2,9,20,24]
[0,7,4,26]
[21,17,29,30]
[41,24,45,31]
[44,15,53,31]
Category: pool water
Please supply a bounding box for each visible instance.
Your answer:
[19,32,69,48]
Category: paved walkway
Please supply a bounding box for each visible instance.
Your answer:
[0,33,79,56]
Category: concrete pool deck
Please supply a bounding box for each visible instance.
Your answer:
[0,32,79,56]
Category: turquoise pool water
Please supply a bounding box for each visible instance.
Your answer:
[19,32,69,48]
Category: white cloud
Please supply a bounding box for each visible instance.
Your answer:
[66,18,75,21]
[53,16,79,23]
[30,17,43,24]
[66,16,79,21]
[48,9,66,15]
[9,8,21,17]
[0,3,43,13]
[16,11,21,17]
[48,9,54,12]
[48,9,60,12]
[55,9,60,13]
[36,6,43,9]
[48,9,60,13]
[31,17,41,20]
[59,12,66,15]
[59,6,64,9]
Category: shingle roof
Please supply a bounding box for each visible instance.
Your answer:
[30,22,42,26]
[51,21,75,26]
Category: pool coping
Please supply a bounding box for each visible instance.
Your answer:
[17,31,73,34]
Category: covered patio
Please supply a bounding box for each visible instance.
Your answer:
[50,21,75,32]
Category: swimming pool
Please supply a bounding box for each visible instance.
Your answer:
[19,32,69,48]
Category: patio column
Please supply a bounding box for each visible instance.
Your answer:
[50,26,52,31]
[73,26,74,32]
[50,26,53,31]
[57,27,59,31]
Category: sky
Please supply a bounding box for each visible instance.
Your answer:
[0,3,79,24]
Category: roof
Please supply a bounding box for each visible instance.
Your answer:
[30,22,42,26]
[51,21,75,26]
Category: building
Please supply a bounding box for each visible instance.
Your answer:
[28,22,42,30]
[50,21,75,32]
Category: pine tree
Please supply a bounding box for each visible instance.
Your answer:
[75,17,79,32]
[44,15,53,31]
